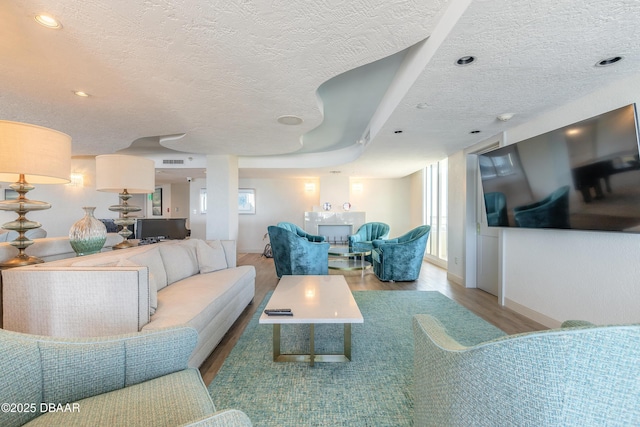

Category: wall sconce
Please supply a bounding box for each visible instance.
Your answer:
[352,183,363,193]
[67,173,84,187]
[305,182,316,192]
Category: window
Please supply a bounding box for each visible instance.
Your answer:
[423,159,448,265]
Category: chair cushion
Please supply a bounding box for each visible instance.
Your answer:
[24,369,215,427]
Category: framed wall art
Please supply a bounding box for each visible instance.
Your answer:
[238,188,255,214]
[152,187,163,216]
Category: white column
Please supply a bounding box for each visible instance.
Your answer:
[205,155,239,240]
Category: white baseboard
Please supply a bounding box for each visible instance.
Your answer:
[239,248,265,254]
[504,298,561,329]
[447,272,463,286]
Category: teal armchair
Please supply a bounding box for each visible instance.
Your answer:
[413,315,640,426]
[348,222,390,260]
[268,225,330,278]
[0,326,252,427]
[276,222,325,242]
[370,225,430,281]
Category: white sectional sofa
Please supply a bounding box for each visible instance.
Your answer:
[2,239,256,367]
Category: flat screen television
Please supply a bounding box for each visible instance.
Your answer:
[135,218,189,240]
[479,104,640,233]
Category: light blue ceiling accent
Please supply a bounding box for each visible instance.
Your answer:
[296,47,410,154]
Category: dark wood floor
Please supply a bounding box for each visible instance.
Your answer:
[199,253,546,385]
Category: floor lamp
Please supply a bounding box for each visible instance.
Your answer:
[0,121,71,268]
[96,154,155,249]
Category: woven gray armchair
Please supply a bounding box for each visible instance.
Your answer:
[413,315,640,426]
[0,326,252,427]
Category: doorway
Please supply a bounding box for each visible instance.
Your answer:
[465,137,503,302]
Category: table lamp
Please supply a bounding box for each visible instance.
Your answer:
[95,154,155,249]
[0,121,71,268]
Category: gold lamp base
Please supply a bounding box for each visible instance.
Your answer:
[110,190,140,250]
[0,254,44,269]
[0,176,50,269]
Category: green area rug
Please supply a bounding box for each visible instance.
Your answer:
[208,290,505,426]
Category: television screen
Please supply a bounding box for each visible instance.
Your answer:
[135,218,189,240]
[479,104,640,232]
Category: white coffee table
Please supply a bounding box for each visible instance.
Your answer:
[259,275,364,366]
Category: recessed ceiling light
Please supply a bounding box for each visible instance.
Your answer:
[394,130,403,134]
[74,91,90,97]
[416,103,429,109]
[34,14,62,29]
[456,56,476,66]
[470,130,481,134]
[595,56,623,67]
[277,115,303,125]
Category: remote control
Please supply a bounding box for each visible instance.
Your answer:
[264,308,293,316]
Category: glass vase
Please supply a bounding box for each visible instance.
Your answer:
[69,207,107,256]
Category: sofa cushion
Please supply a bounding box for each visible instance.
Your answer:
[128,247,168,290]
[144,266,255,332]
[158,241,199,285]
[196,240,228,273]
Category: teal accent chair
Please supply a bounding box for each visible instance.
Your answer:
[484,192,508,226]
[276,222,325,242]
[513,185,570,228]
[348,222,390,260]
[268,225,330,278]
[413,316,640,426]
[370,225,430,282]
[0,326,252,427]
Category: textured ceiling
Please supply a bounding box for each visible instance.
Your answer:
[1,0,639,182]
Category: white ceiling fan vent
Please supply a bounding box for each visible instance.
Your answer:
[162,159,184,165]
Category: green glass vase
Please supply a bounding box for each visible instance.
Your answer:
[69,207,107,256]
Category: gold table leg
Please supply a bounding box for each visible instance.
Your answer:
[272,323,353,366]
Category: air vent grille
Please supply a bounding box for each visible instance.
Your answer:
[162,159,184,165]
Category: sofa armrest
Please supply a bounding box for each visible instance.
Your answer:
[2,266,150,337]
[181,409,253,426]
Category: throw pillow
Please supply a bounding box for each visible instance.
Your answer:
[196,239,228,273]
[158,241,199,285]
[128,247,168,290]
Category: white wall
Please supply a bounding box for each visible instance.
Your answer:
[189,178,207,240]
[236,178,317,253]
[0,158,146,238]
[0,158,198,240]
[448,73,640,327]
[237,175,416,253]
[447,150,467,284]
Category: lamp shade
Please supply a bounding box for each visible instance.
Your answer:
[0,121,71,184]
[95,154,155,194]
